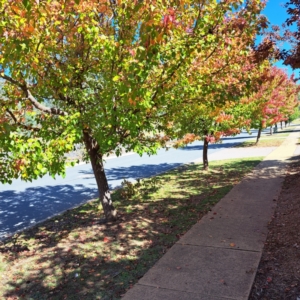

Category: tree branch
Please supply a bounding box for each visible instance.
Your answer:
[1,74,68,116]
[6,109,40,132]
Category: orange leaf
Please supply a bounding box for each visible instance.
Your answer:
[11,5,25,17]
[24,24,35,33]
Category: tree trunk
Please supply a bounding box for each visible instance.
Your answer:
[203,138,209,170]
[280,121,283,130]
[270,126,273,135]
[83,131,117,221]
[256,127,262,145]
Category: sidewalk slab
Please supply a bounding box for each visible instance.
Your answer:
[122,128,300,300]
[126,244,260,300]
[123,285,233,300]
[177,161,286,252]
[178,211,272,252]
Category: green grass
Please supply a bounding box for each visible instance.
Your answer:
[291,118,300,125]
[0,157,263,299]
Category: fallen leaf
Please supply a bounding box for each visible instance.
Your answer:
[230,243,236,247]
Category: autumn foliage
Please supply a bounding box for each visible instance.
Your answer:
[0,0,297,218]
[242,66,299,137]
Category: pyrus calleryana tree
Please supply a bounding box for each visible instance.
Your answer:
[0,0,266,220]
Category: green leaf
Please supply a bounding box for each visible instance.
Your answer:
[22,0,31,10]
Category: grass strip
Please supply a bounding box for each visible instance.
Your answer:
[260,133,289,138]
[236,138,284,148]
[0,157,263,300]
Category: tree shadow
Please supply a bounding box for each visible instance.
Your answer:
[0,157,292,299]
[0,172,218,299]
[273,129,300,134]
[220,136,257,141]
[288,154,300,162]
[178,141,244,151]
[0,185,98,240]
[80,163,182,182]
[0,162,187,240]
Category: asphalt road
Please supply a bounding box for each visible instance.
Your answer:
[0,129,268,239]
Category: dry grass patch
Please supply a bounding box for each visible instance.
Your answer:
[237,138,284,148]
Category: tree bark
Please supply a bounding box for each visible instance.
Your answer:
[203,138,209,170]
[280,121,283,130]
[83,131,117,221]
[256,127,262,145]
[270,126,273,135]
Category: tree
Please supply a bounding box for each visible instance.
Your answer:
[0,0,266,220]
[281,0,300,71]
[241,66,299,144]
[165,39,270,169]
[172,95,256,169]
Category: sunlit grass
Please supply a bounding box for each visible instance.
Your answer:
[237,138,284,148]
[0,157,263,299]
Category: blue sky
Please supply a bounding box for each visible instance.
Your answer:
[261,0,297,77]
[263,0,288,27]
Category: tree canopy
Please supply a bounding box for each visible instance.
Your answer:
[0,0,280,220]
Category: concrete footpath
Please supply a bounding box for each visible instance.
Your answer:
[123,128,300,300]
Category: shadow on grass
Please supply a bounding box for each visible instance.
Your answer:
[0,158,273,299]
[272,129,300,134]
[176,141,249,152]
[0,162,186,240]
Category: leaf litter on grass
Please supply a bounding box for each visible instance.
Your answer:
[0,157,263,299]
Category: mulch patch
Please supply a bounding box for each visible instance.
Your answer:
[250,158,300,300]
